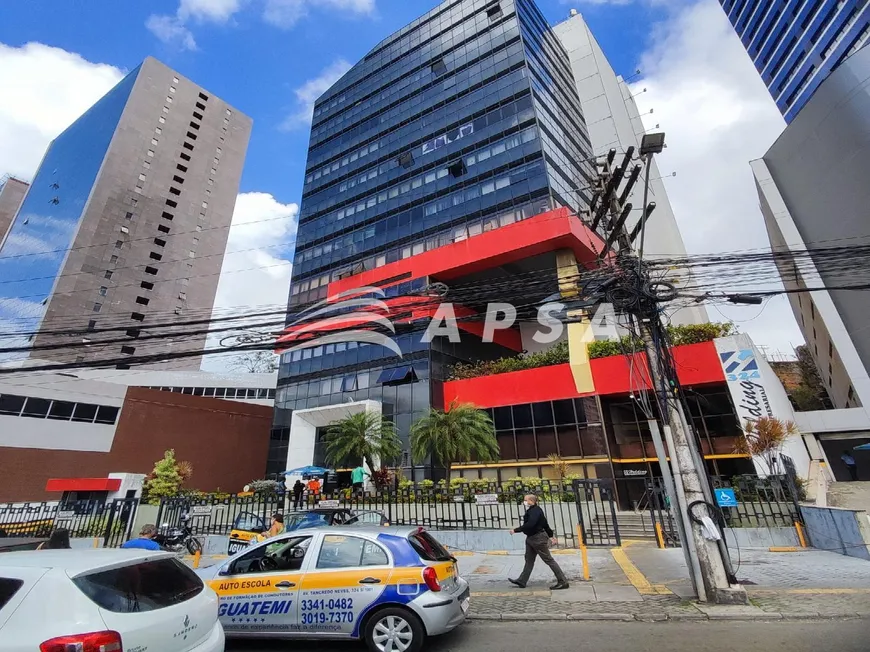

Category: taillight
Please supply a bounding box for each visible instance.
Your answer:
[422,566,441,592]
[40,630,122,652]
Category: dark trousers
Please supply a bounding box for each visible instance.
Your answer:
[518,532,567,584]
[847,465,859,481]
[293,492,303,509]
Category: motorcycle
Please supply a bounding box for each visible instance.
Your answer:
[154,514,202,554]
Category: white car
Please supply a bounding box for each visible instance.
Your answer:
[0,549,224,652]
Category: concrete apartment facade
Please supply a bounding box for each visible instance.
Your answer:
[0,176,28,244]
[553,11,708,325]
[0,57,251,370]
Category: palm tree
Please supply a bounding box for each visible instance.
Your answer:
[734,416,799,475]
[410,401,499,478]
[324,412,402,473]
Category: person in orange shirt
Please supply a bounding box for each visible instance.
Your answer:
[307,477,321,496]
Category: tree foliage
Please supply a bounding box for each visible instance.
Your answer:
[229,350,278,373]
[143,449,190,505]
[787,345,832,411]
[324,412,402,473]
[733,417,798,474]
[410,401,499,475]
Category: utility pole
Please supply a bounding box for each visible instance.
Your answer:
[587,133,747,604]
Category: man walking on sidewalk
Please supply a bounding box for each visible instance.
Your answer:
[508,494,569,590]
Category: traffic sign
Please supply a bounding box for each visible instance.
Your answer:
[715,488,738,507]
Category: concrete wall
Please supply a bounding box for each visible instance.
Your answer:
[723,527,800,549]
[800,504,870,561]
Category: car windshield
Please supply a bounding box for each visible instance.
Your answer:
[232,512,266,532]
[285,512,329,529]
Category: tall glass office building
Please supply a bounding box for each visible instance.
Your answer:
[720,0,870,122]
[269,0,594,476]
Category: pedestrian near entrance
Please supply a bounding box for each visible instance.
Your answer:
[121,524,161,551]
[351,465,368,495]
[842,450,859,481]
[293,479,304,509]
[508,494,569,590]
[307,476,322,499]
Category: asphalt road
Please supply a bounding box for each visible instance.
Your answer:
[226,619,870,652]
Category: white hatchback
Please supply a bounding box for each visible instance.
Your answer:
[0,549,224,652]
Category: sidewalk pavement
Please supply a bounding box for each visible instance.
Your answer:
[185,543,870,622]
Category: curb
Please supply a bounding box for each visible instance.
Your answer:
[466,611,869,623]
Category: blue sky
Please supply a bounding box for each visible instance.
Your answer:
[0,0,659,209]
[0,0,807,361]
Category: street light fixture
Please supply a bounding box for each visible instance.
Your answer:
[639,132,666,156]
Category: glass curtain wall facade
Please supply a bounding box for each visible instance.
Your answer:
[720,0,870,122]
[270,0,593,476]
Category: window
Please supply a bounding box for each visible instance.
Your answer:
[158,117,165,124]
[93,302,102,313]
[150,252,162,261]
[73,558,203,614]
[487,3,503,19]
[154,238,166,247]
[316,535,388,569]
[147,149,155,157]
[166,199,178,208]
[120,226,129,234]
[158,224,170,234]
[199,92,209,101]
[173,175,185,184]
[177,164,188,173]
[169,85,176,93]
[188,250,196,258]
[135,296,150,306]
[125,211,133,220]
[0,395,26,416]
[144,266,158,275]
[110,255,118,264]
[377,366,417,385]
[193,111,203,120]
[99,286,108,296]
[189,121,200,130]
[48,401,75,420]
[829,341,834,357]
[226,109,232,116]
[210,168,217,175]
[340,375,358,392]
[141,281,154,290]
[178,292,186,300]
[398,151,414,169]
[22,397,51,418]
[165,96,173,103]
[431,58,447,75]
[201,201,208,209]
[115,240,123,249]
[162,211,174,221]
[196,101,206,110]
[151,138,159,146]
[169,187,181,196]
[180,152,191,161]
[186,131,197,141]
[94,405,119,424]
[126,328,140,339]
[183,142,194,151]
[162,106,169,113]
[104,270,113,279]
[121,346,136,355]
[408,531,452,561]
[448,160,466,178]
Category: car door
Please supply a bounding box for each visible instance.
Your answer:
[208,533,314,635]
[297,533,393,637]
[227,512,267,555]
[347,510,389,526]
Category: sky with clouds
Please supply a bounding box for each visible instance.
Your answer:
[0,0,804,369]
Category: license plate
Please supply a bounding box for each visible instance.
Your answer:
[460,598,469,614]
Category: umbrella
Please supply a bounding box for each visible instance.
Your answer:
[284,466,331,476]
[852,443,870,451]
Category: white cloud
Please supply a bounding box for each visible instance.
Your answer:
[263,0,375,27]
[0,42,124,180]
[179,0,244,22]
[281,58,352,129]
[202,192,299,371]
[631,0,803,356]
[146,14,198,51]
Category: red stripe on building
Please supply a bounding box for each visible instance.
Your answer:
[45,478,122,492]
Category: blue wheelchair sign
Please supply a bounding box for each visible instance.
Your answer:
[715,488,738,507]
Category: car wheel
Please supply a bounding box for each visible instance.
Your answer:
[186,537,202,555]
[364,607,424,652]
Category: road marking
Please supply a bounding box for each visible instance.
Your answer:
[768,547,801,552]
[609,547,673,596]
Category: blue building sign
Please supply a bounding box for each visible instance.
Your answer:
[715,488,739,508]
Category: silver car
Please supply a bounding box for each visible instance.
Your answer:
[196,526,469,652]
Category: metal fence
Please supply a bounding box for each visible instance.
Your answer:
[159,481,592,548]
[0,498,139,547]
[712,474,801,529]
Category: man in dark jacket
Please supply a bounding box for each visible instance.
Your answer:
[508,494,569,590]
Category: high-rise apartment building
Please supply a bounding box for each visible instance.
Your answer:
[0,176,28,244]
[752,43,870,414]
[720,0,870,122]
[0,57,251,369]
[270,0,595,476]
[553,11,708,325]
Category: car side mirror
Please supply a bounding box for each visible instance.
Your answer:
[218,564,231,576]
